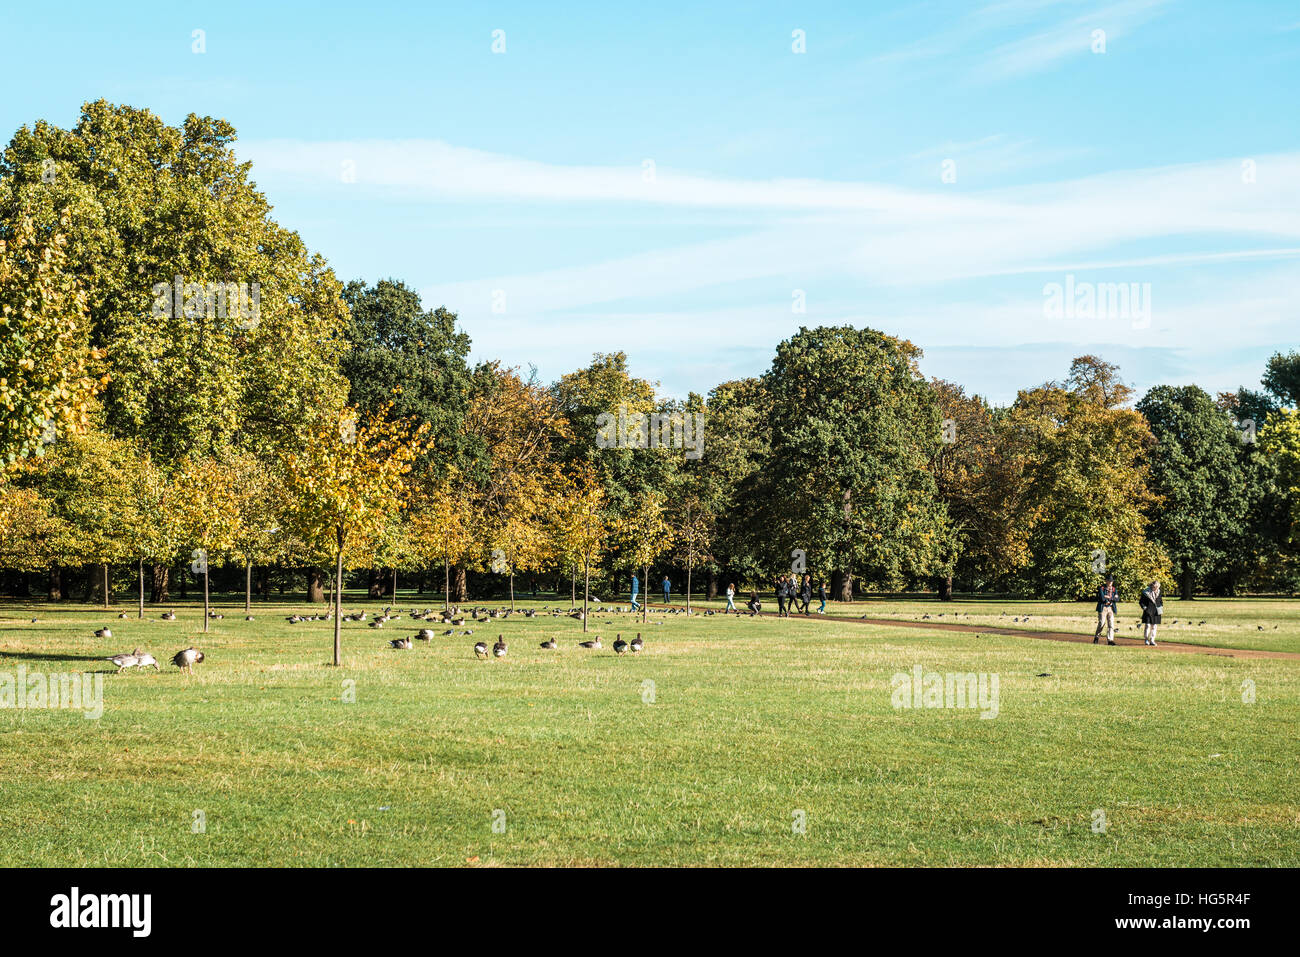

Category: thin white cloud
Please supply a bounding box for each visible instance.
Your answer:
[977,0,1172,79]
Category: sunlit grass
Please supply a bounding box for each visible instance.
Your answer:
[0,593,1296,866]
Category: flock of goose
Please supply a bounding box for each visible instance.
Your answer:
[90,603,654,675]
[370,605,649,658]
[463,630,645,659]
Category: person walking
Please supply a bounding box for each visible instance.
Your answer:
[775,576,789,617]
[724,583,736,614]
[817,579,827,614]
[1094,574,1118,645]
[630,573,640,612]
[799,575,813,615]
[1139,580,1163,646]
[662,575,671,605]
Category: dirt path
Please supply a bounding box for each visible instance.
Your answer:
[668,604,1300,660]
[815,613,1300,661]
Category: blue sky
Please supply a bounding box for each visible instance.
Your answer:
[5,0,1299,403]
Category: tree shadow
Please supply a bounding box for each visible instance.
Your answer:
[0,650,108,663]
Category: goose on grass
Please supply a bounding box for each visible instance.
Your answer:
[171,647,205,674]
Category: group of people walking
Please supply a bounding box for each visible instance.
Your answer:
[629,572,829,618]
[1094,573,1163,646]
[717,575,826,617]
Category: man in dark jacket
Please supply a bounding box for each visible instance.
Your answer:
[799,576,813,614]
[1094,574,1118,645]
[775,576,789,617]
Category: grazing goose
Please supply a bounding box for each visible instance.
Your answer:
[245,615,254,621]
[94,628,112,639]
[415,629,435,641]
[613,635,628,655]
[630,634,643,653]
[369,620,384,629]
[107,648,144,670]
[171,647,204,674]
[540,638,558,650]
[135,652,160,671]
[493,636,508,658]
[578,636,602,649]
[474,641,489,659]
[118,612,128,619]
[388,636,412,650]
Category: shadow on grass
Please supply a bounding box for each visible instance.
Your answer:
[0,650,109,663]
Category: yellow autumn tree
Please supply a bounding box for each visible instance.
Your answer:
[279,407,426,665]
[0,213,107,463]
[551,464,607,631]
[407,469,477,609]
[168,453,244,630]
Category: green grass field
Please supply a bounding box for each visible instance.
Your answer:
[1,594,1297,867]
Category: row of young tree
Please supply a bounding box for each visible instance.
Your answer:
[2,102,1299,643]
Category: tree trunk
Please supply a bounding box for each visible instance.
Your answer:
[202,566,210,633]
[583,558,590,633]
[138,559,145,619]
[366,567,383,598]
[333,539,344,667]
[48,566,61,601]
[245,562,252,614]
[452,565,468,603]
[509,570,515,611]
[642,564,648,623]
[1180,566,1195,601]
[102,563,110,610]
[391,567,398,601]
[307,567,326,604]
[443,557,450,610]
[834,569,853,602]
[707,569,718,600]
[938,575,953,601]
[571,565,576,608]
[686,548,692,613]
[149,564,169,603]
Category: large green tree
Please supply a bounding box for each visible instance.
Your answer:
[1137,384,1258,599]
[758,326,953,599]
[0,100,350,462]
[341,278,478,473]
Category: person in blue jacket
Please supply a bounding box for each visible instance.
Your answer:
[630,573,640,611]
[662,575,671,605]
